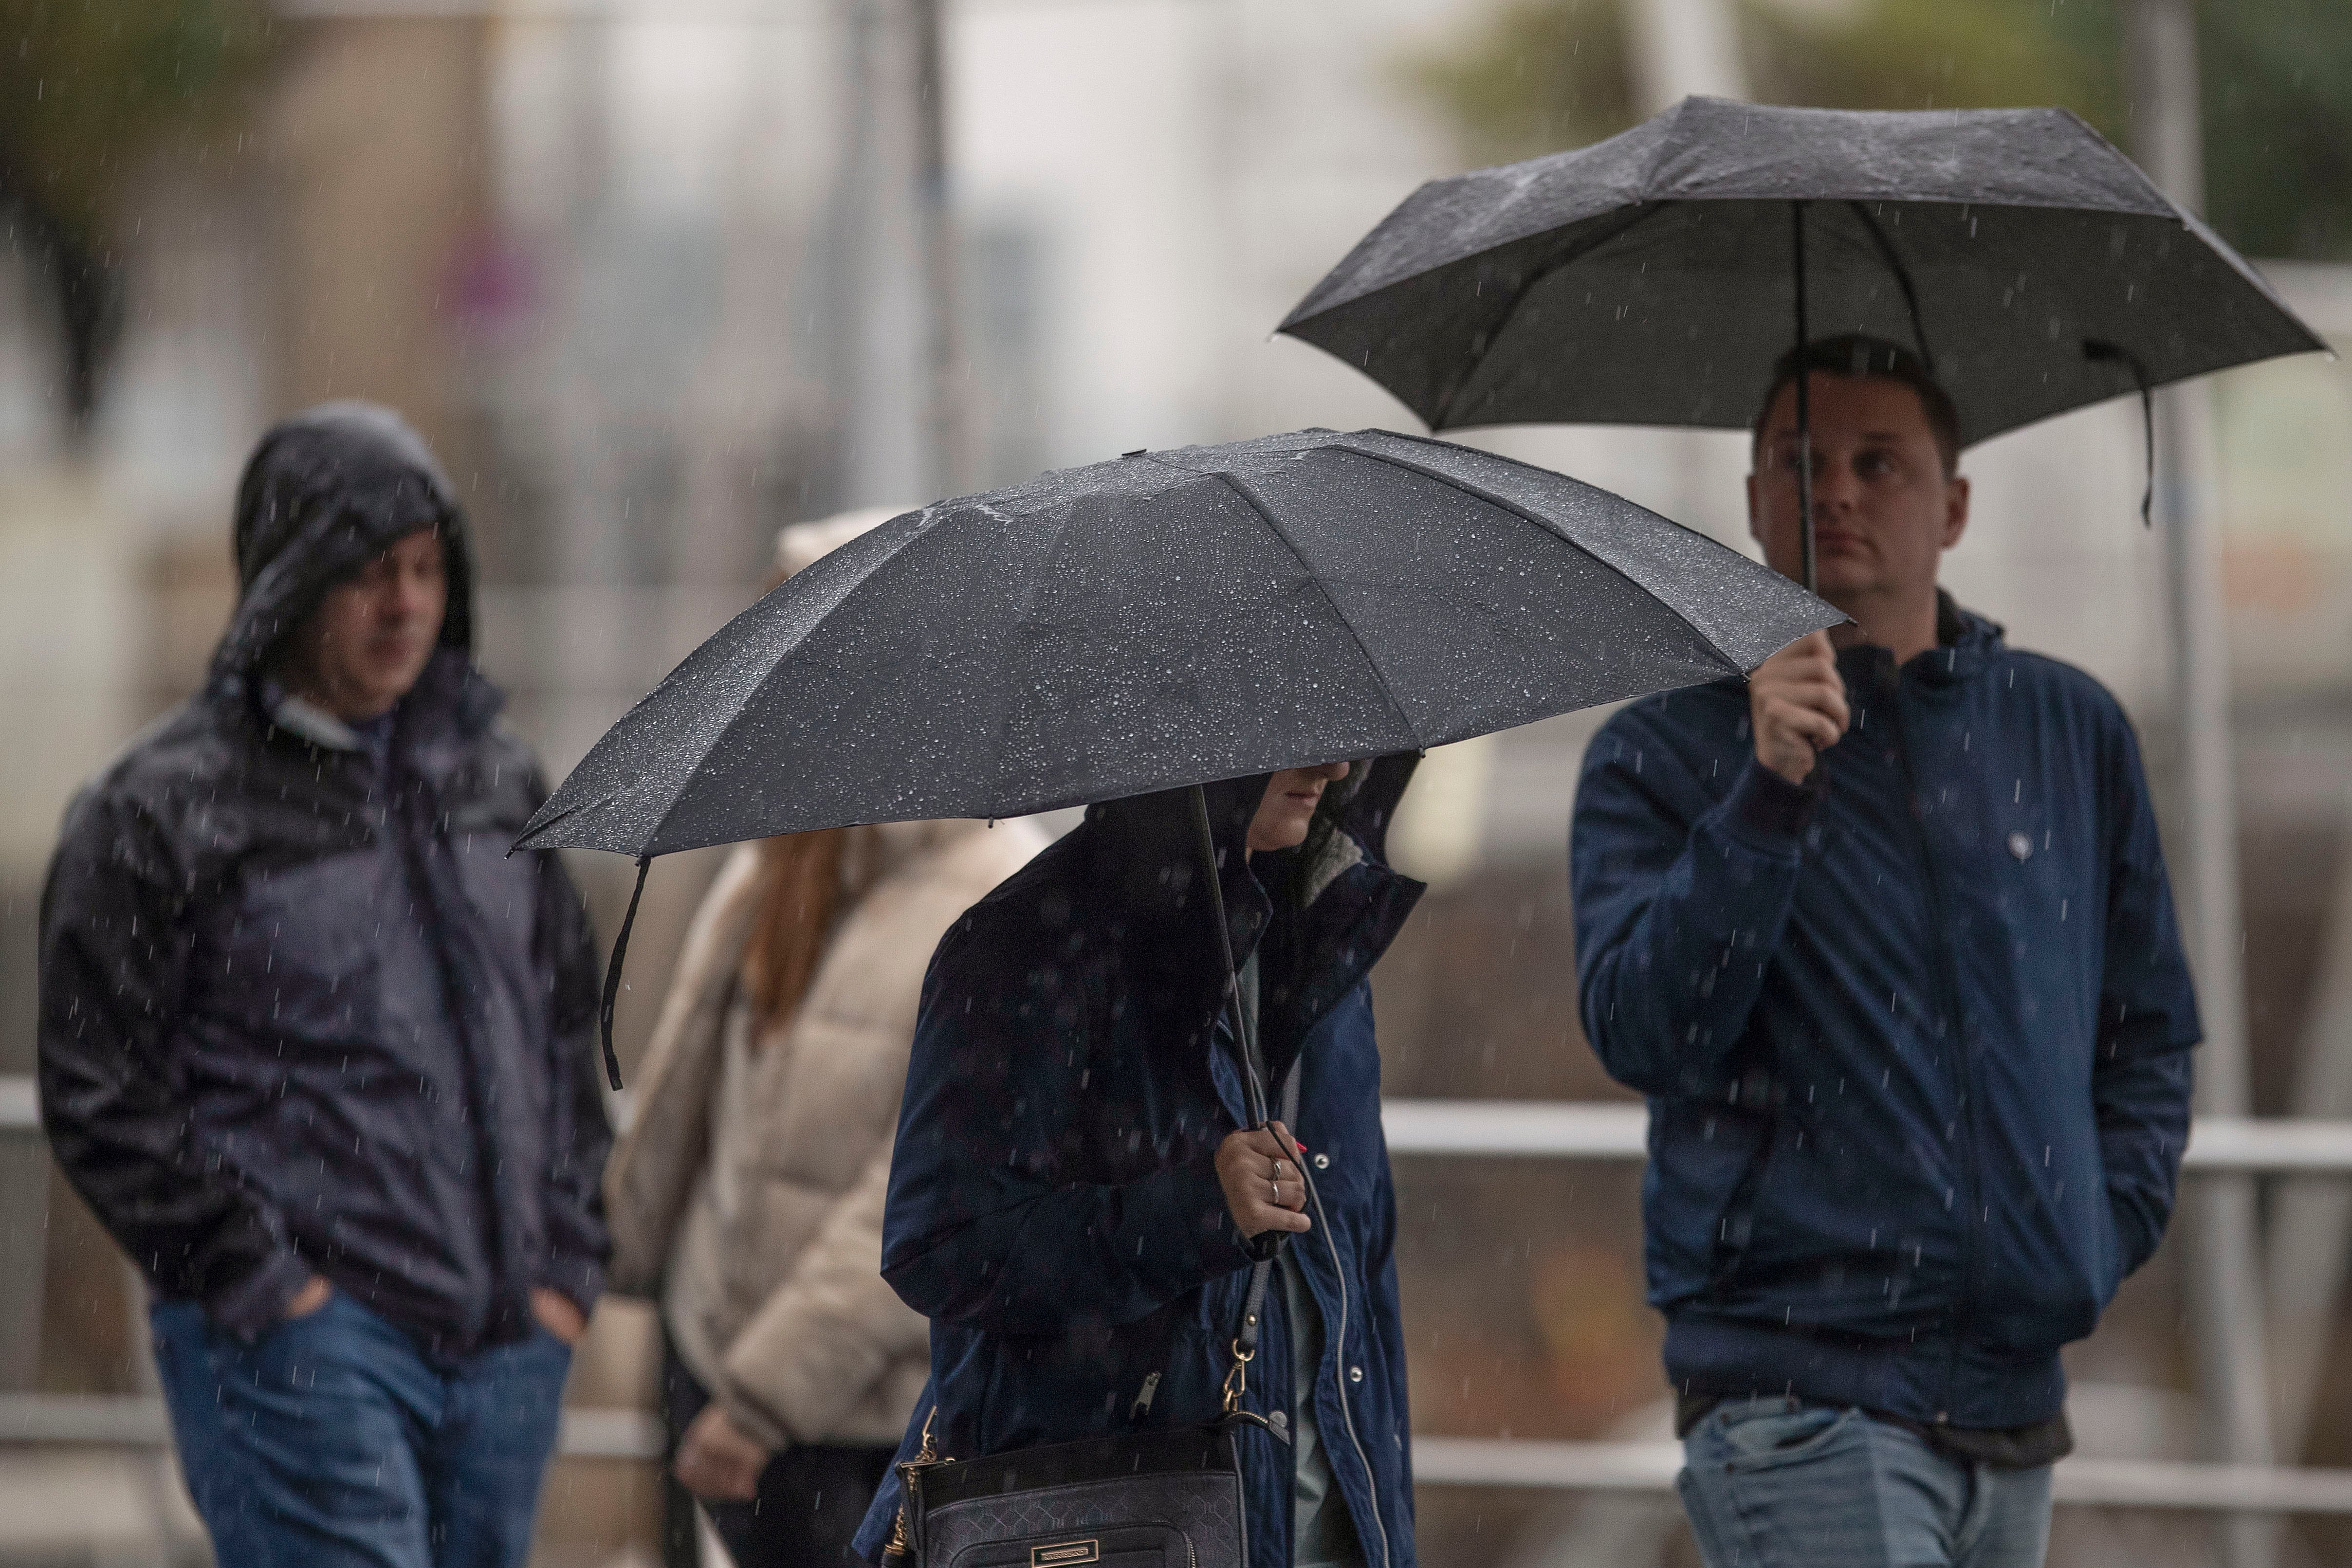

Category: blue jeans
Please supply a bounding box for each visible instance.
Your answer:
[1677,1398,2053,1568]
[151,1293,572,1568]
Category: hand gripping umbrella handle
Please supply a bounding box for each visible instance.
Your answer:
[1187,784,1288,1265]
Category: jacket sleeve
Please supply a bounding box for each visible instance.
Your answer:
[1571,711,1823,1097]
[533,846,612,1314]
[878,942,1256,1336]
[720,1139,930,1450]
[2091,711,2200,1283]
[37,788,312,1336]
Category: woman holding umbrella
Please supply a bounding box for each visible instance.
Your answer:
[510,426,1837,1568]
[847,757,1425,1568]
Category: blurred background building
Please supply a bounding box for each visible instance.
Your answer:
[0,1,2347,1564]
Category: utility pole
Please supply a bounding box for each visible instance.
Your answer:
[1621,0,1745,107]
[1621,0,1747,545]
[909,0,968,498]
[2125,6,2275,1567]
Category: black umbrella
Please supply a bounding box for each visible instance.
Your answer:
[1279,96,2328,587]
[517,426,1838,1089]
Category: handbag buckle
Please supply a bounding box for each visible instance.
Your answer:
[1221,1337,1254,1414]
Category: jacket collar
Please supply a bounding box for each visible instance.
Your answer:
[1837,589,2006,695]
[232,647,506,784]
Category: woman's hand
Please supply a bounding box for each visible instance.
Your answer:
[530,1287,588,1346]
[1216,1122,1311,1239]
[674,1403,772,1502]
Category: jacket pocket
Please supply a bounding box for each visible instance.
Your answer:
[1702,1117,1778,1300]
[1704,1402,1868,1475]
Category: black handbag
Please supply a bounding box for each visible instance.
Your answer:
[879,1067,1297,1568]
[879,791,1304,1568]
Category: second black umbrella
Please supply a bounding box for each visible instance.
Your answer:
[1280,96,2326,585]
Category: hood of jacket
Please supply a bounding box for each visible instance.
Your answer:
[1055,751,1420,1074]
[208,402,477,696]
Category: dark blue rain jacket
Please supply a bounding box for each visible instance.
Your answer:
[1572,599,2198,1429]
[38,405,609,1356]
[852,764,1424,1568]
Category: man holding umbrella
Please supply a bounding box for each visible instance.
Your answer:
[1279,97,2337,1568]
[1570,335,2199,1567]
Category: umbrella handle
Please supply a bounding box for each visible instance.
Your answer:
[1186,785,1288,1264]
[1188,784,1273,1126]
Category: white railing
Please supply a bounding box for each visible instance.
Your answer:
[11,1080,2352,1512]
[1378,1098,2352,1174]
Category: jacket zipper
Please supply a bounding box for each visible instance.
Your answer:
[1887,677,1982,1420]
[1299,1161,1393,1568]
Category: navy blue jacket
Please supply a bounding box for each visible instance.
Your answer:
[1571,601,2197,1429]
[852,764,1424,1568]
[39,406,610,1354]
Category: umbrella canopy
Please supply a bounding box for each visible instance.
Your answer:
[518,426,1836,860]
[1279,96,2325,448]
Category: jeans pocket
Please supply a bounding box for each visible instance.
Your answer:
[1714,1404,1864,1472]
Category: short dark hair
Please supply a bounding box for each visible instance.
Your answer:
[1751,334,1961,477]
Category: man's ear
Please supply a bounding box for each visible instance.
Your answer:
[1941,474,1970,550]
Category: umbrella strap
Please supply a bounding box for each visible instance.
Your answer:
[2084,339,2155,527]
[597,855,651,1091]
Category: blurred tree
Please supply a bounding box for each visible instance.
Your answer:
[1401,0,1636,163]
[2202,0,2352,257]
[1405,0,2352,262]
[0,0,271,438]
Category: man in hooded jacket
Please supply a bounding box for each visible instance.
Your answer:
[851,759,1425,1568]
[38,404,610,1568]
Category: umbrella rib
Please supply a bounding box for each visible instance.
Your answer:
[1843,201,1935,375]
[629,506,943,853]
[1428,203,1667,430]
[1203,467,1429,753]
[1341,439,1746,674]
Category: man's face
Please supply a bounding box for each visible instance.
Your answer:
[1246,761,1352,854]
[1747,373,1968,607]
[282,527,448,721]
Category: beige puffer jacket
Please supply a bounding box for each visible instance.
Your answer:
[605,817,1043,1449]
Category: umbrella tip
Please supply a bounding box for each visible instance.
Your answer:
[1122,448,1148,458]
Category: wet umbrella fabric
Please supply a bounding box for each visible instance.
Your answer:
[1280,98,2325,566]
[519,426,1833,859]
[516,427,1836,1087]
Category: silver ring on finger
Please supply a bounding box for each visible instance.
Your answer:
[1268,1177,1282,1204]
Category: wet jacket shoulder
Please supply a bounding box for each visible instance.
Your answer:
[854,763,1425,1568]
